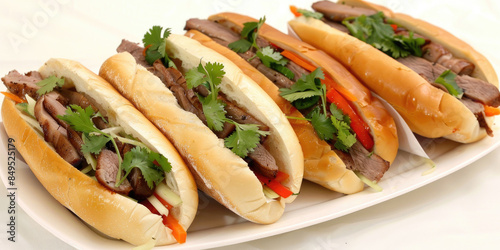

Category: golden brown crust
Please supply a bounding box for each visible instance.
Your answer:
[341,0,498,86]
[289,2,493,142]
[205,12,398,189]
[1,58,198,246]
[99,34,303,224]
[185,29,363,193]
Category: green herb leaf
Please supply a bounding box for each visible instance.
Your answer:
[435,70,463,98]
[297,9,323,19]
[143,26,166,47]
[329,103,344,121]
[58,105,100,134]
[393,31,426,57]
[204,62,225,88]
[224,123,269,157]
[142,26,175,68]
[331,116,357,151]
[148,151,172,173]
[81,133,111,154]
[36,76,65,95]
[144,47,163,65]
[229,16,266,53]
[308,108,337,141]
[257,46,287,67]
[121,147,166,189]
[186,62,227,131]
[279,68,324,103]
[228,39,252,53]
[343,12,418,58]
[185,63,207,89]
[199,96,227,131]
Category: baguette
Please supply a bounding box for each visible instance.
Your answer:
[99,34,303,224]
[185,12,398,193]
[1,58,198,246]
[288,0,499,142]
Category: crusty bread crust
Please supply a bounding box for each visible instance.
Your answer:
[341,0,498,86]
[289,0,496,142]
[1,58,198,246]
[99,34,303,224]
[202,12,398,192]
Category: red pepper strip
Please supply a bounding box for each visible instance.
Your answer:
[484,105,500,117]
[289,5,302,17]
[142,44,152,56]
[140,199,186,244]
[326,88,374,151]
[162,214,187,244]
[153,192,173,210]
[255,172,293,198]
[1,92,26,104]
[274,171,289,183]
[390,24,398,32]
[321,76,358,103]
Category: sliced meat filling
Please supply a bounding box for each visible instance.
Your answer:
[311,0,476,76]
[397,56,496,133]
[34,95,82,167]
[185,19,299,88]
[248,143,278,178]
[118,40,279,178]
[460,98,493,136]
[2,70,42,99]
[96,149,133,195]
[397,56,500,106]
[116,39,151,68]
[312,1,377,22]
[185,18,392,181]
[334,142,389,182]
[422,43,475,75]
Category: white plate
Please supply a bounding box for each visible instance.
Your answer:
[1,0,500,249]
[2,121,500,249]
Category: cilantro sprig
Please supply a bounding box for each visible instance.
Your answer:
[228,17,295,80]
[279,68,327,114]
[58,104,171,187]
[343,12,425,58]
[279,69,356,151]
[36,75,65,95]
[228,17,266,53]
[435,70,463,98]
[143,26,176,68]
[186,61,227,131]
[185,61,270,157]
[297,8,323,19]
[120,147,172,189]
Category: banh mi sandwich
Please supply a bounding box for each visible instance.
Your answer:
[183,12,398,193]
[98,29,303,224]
[288,0,500,142]
[1,59,198,246]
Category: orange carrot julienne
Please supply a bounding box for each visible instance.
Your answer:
[1,92,26,104]
[281,50,316,72]
[162,214,187,244]
[484,105,500,117]
[141,199,185,244]
[290,5,302,17]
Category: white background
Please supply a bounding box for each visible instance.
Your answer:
[1,0,500,249]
